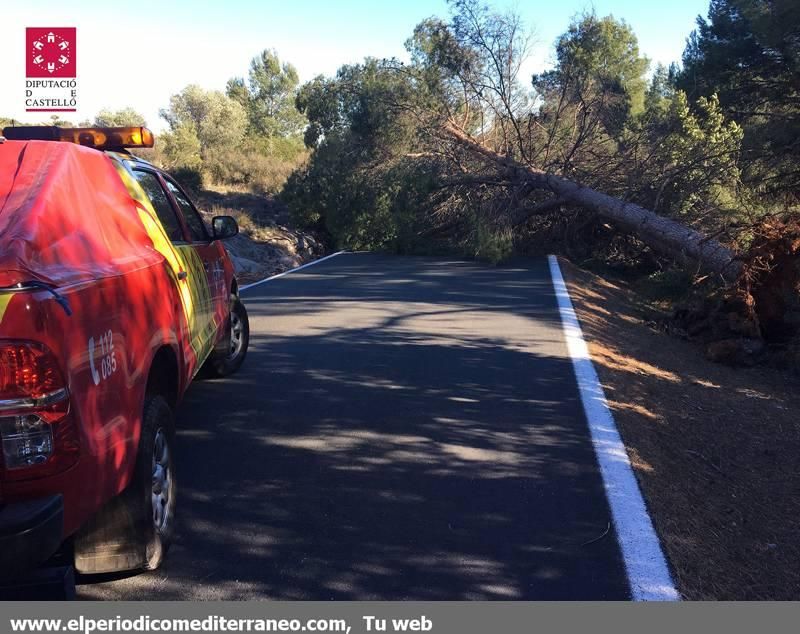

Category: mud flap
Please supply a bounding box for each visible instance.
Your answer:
[73,493,146,575]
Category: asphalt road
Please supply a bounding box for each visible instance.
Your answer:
[79,253,629,600]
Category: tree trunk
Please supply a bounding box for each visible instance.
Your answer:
[443,123,744,278]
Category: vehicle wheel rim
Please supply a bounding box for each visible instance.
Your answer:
[228,309,244,360]
[151,428,171,534]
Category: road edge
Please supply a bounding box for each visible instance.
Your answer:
[240,251,348,292]
[547,254,679,602]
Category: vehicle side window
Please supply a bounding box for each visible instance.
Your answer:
[132,170,185,243]
[165,180,208,242]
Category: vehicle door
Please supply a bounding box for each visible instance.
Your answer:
[130,169,214,371]
[162,177,228,359]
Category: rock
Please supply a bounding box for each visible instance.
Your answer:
[687,317,711,338]
[230,255,262,274]
[705,338,766,366]
[741,337,766,358]
[673,307,710,337]
[783,309,800,328]
[278,254,301,269]
[727,312,760,338]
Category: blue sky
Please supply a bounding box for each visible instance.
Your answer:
[1,0,710,130]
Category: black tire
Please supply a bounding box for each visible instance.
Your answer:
[204,295,249,377]
[73,395,176,574]
[137,395,177,570]
[134,396,177,570]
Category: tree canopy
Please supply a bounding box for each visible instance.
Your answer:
[539,12,650,118]
[157,51,308,193]
[93,107,147,127]
[227,49,306,138]
[678,0,800,194]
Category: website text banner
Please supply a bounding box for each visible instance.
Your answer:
[0,602,795,634]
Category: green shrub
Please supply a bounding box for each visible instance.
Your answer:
[282,147,433,251]
[171,166,204,193]
[472,220,514,264]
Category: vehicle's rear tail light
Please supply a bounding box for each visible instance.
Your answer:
[0,342,65,402]
[0,341,78,479]
[0,415,53,469]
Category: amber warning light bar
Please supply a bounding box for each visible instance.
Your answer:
[1,126,154,150]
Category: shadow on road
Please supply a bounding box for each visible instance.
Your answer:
[79,254,627,600]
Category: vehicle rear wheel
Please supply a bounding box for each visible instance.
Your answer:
[139,396,177,570]
[204,296,249,377]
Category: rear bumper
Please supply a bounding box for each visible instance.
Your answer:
[0,495,63,578]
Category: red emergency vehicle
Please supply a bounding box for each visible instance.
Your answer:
[0,126,249,578]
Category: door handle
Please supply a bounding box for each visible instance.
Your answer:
[177,270,188,280]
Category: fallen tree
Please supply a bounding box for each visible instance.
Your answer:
[442,121,744,278]
[293,3,747,277]
[287,1,800,363]
[442,119,800,354]
[385,1,748,277]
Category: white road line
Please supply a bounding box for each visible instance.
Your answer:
[239,251,348,292]
[547,254,679,602]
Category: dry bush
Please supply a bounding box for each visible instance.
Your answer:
[205,147,306,195]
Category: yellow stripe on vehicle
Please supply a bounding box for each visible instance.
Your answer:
[175,244,215,362]
[0,293,14,324]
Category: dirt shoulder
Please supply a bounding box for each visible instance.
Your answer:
[559,258,800,600]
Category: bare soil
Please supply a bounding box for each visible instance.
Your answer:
[559,258,800,600]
